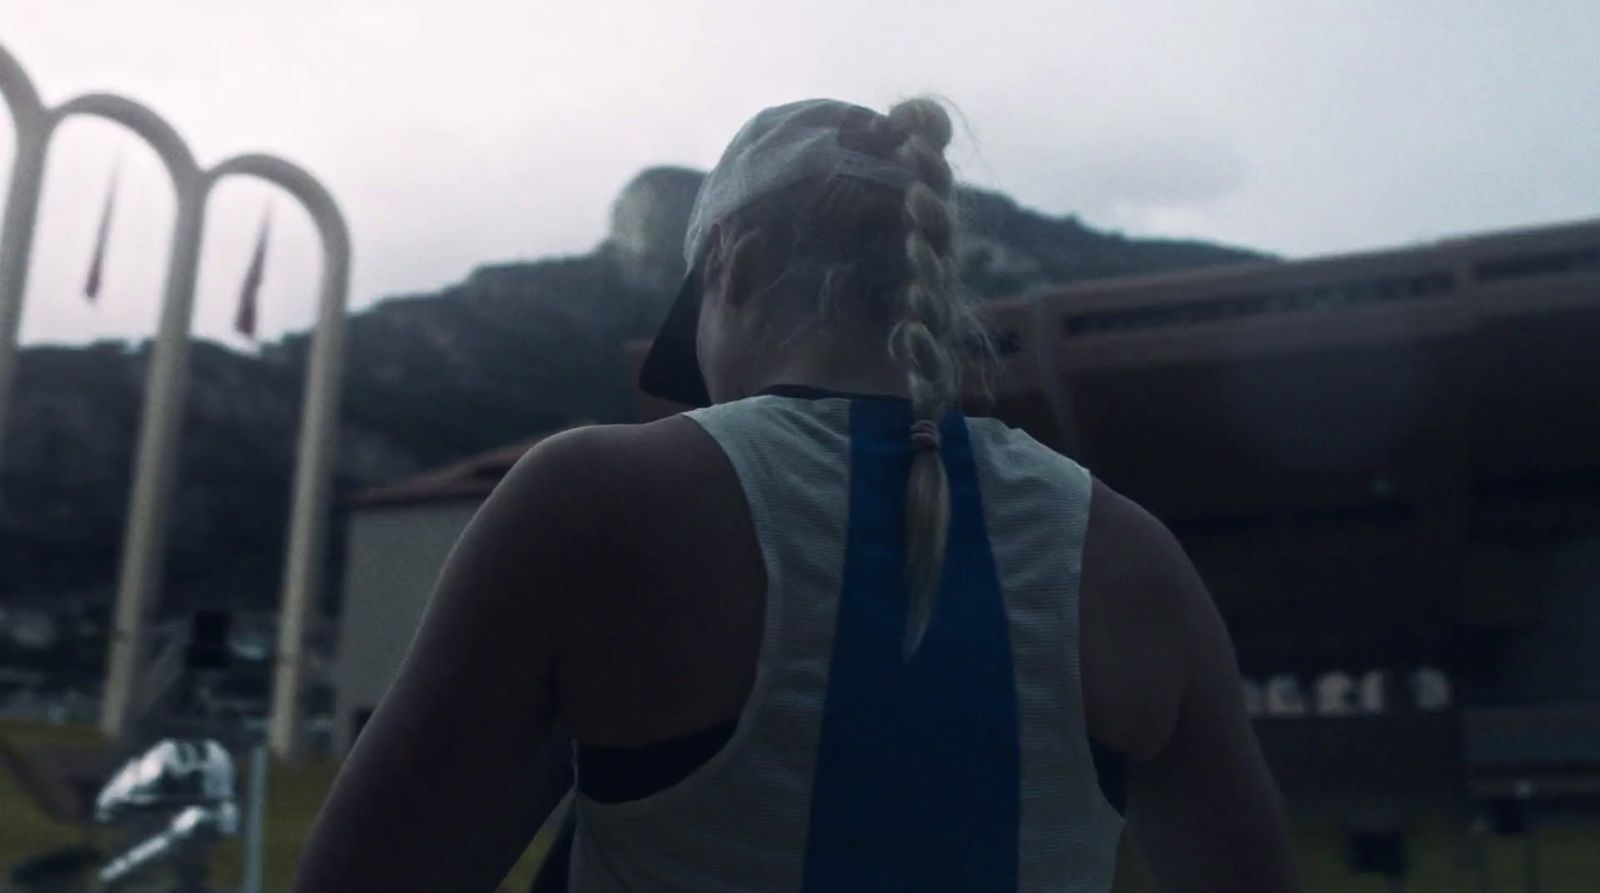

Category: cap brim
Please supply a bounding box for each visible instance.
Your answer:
[638,269,712,409]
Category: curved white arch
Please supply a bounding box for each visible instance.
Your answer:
[35,96,214,742]
[0,44,45,129]
[0,43,53,449]
[0,45,351,754]
[208,154,350,259]
[1,81,207,452]
[0,47,219,742]
[208,154,352,757]
[53,93,203,188]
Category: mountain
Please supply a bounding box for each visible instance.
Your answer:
[0,167,1268,618]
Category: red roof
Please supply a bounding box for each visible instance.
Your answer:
[347,420,596,509]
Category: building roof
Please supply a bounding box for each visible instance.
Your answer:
[625,216,1600,501]
[347,420,595,510]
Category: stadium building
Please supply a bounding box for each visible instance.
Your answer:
[336,218,1600,810]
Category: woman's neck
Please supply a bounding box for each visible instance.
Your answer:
[738,327,913,401]
[742,362,911,402]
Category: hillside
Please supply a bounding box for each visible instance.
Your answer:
[0,167,1268,619]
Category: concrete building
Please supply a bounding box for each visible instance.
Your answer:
[331,426,588,755]
[333,216,1600,807]
[626,215,1600,805]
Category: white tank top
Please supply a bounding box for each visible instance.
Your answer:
[570,385,1123,892]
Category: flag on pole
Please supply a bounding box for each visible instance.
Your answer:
[235,206,271,339]
[84,159,122,302]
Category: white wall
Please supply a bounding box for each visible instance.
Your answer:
[333,499,483,754]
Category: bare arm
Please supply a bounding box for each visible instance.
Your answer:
[1082,480,1299,893]
[292,427,612,893]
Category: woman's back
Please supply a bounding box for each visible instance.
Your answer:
[292,95,1297,893]
[561,384,1123,891]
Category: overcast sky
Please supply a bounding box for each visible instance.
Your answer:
[2,0,1596,349]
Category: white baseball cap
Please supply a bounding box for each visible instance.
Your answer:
[637,99,919,407]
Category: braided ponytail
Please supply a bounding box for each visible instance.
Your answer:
[882,97,998,658]
[707,96,1001,658]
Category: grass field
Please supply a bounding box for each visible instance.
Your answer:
[3,720,1595,891]
[0,720,557,892]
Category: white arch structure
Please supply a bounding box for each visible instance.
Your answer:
[0,44,348,758]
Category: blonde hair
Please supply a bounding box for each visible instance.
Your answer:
[712,97,1001,657]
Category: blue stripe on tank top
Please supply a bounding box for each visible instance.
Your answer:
[801,398,1021,892]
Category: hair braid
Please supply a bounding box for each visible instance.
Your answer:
[710,96,1003,658]
[883,97,978,657]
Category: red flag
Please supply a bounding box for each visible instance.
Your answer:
[84,160,121,302]
[235,207,271,339]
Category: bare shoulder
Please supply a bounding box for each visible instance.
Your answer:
[538,415,765,743]
[1084,479,1299,890]
[1080,477,1219,762]
[497,415,735,574]
[597,415,723,504]
[474,419,700,645]
[493,423,635,520]
[619,413,740,488]
[1082,478,1202,605]
[467,422,666,587]
[500,418,702,499]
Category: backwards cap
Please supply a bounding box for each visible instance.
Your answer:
[639,99,918,408]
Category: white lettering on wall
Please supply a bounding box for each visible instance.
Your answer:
[1240,666,1454,717]
[1266,674,1308,716]
[1358,670,1388,714]
[1315,671,1356,716]
[1409,666,1453,712]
